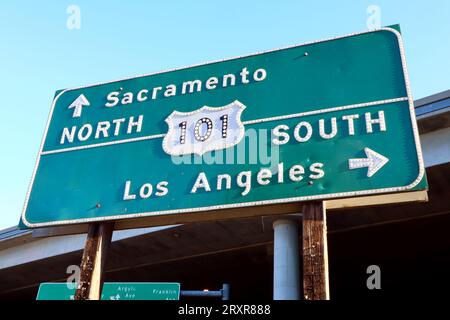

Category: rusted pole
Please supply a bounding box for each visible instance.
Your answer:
[74,222,114,300]
[302,201,330,300]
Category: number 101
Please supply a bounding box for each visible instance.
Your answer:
[178,114,229,144]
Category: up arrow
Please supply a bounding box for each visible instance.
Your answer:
[68,94,90,118]
[348,147,389,177]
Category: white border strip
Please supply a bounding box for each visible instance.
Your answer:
[21,27,425,228]
[242,97,408,125]
[41,133,165,156]
[41,96,408,156]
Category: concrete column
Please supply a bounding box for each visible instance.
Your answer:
[273,219,300,300]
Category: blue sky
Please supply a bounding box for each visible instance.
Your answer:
[0,1,449,229]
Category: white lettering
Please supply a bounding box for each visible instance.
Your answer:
[60,126,76,144]
[95,121,110,139]
[77,124,92,141]
[164,85,176,97]
[289,165,304,182]
[342,114,359,135]
[237,171,252,196]
[155,181,169,196]
[272,124,290,145]
[294,122,313,142]
[223,74,236,87]
[112,118,126,136]
[182,80,202,94]
[152,87,162,99]
[137,89,148,102]
[257,169,272,185]
[139,183,153,199]
[123,181,137,200]
[205,77,219,90]
[217,174,232,190]
[127,115,143,134]
[365,111,386,133]
[319,117,337,139]
[253,68,267,82]
[105,91,120,107]
[309,163,325,179]
[191,172,211,193]
[240,67,250,84]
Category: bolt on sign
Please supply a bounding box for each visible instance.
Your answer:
[36,283,180,300]
[20,25,427,229]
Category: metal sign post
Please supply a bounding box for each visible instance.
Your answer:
[74,222,114,300]
[302,202,329,300]
[180,284,230,300]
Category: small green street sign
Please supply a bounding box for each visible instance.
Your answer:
[21,26,426,228]
[36,282,180,300]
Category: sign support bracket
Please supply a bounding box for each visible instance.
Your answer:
[74,222,114,300]
[302,201,330,300]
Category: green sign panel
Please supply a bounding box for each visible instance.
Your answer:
[21,26,426,228]
[36,282,180,300]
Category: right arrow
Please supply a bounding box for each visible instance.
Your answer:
[348,147,389,177]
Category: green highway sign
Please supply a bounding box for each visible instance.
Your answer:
[36,282,180,300]
[21,26,426,228]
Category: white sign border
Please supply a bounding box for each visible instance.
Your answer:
[21,27,425,228]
